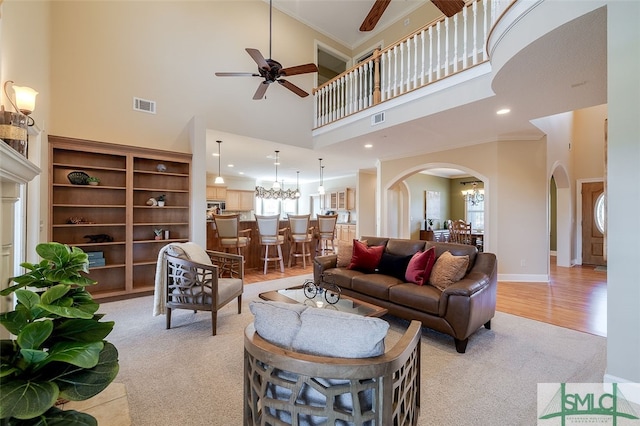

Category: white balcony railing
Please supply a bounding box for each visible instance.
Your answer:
[313,0,513,129]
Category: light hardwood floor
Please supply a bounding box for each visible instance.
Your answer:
[244,256,607,337]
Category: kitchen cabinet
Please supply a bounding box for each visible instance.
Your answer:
[206,185,227,200]
[49,135,191,301]
[326,188,355,210]
[336,224,356,243]
[226,189,254,211]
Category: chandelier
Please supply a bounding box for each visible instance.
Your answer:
[461,181,484,206]
[255,151,300,199]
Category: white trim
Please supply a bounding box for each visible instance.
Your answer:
[314,40,352,87]
[498,274,549,283]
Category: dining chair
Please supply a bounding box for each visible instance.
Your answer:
[287,214,314,268]
[450,219,472,245]
[255,214,286,274]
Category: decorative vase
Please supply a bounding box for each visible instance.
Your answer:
[88,181,98,186]
[155,235,162,240]
[157,200,165,207]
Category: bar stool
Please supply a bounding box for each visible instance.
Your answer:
[255,214,286,274]
[287,214,314,268]
[212,214,251,257]
[315,214,338,255]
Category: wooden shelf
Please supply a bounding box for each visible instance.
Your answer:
[49,135,191,301]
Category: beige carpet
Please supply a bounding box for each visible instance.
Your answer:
[99,274,606,426]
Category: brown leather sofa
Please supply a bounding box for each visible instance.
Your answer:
[313,236,497,353]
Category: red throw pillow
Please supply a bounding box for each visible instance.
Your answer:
[405,247,436,285]
[348,240,384,273]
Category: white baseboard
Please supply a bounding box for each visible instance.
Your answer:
[602,375,640,404]
[498,273,549,282]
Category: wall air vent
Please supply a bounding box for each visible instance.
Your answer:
[133,97,156,114]
[371,111,385,126]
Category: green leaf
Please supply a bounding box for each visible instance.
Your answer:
[0,310,30,336]
[14,290,39,310]
[19,349,48,364]
[37,304,93,320]
[5,406,98,425]
[0,379,58,419]
[36,341,103,370]
[17,320,53,350]
[40,285,70,306]
[57,342,119,401]
[54,319,114,342]
[1,364,20,378]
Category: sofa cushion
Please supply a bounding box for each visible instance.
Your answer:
[389,283,441,315]
[348,240,384,273]
[405,247,436,286]
[352,273,402,300]
[428,251,469,291]
[321,267,365,290]
[377,252,413,281]
[249,300,307,350]
[292,308,389,358]
[385,239,427,257]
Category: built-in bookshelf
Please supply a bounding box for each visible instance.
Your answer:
[49,136,191,301]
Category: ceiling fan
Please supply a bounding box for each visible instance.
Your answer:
[360,0,466,32]
[215,0,318,100]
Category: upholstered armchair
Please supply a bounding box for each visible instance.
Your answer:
[158,243,244,335]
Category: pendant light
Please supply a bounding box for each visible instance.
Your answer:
[214,140,224,184]
[318,158,325,195]
[295,171,301,198]
[272,150,281,190]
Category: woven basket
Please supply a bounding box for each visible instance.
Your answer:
[67,171,89,185]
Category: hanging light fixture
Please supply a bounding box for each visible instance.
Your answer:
[294,171,301,198]
[214,140,224,184]
[318,158,325,195]
[461,181,484,205]
[272,150,281,190]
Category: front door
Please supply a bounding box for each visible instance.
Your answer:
[581,181,606,266]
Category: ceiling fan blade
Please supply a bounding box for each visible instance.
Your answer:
[279,63,319,77]
[431,0,465,17]
[253,82,270,100]
[359,0,391,32]
[215,72,260,77]
[278,79,309,98]
[246,48,270,70]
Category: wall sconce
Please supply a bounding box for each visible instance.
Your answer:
[1,80,38,157]
[461,180,484,206]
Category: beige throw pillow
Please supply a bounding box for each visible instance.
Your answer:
[428,251,469,291]
[336,239,367,268]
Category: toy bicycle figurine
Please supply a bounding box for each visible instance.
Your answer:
[302,274,341,305]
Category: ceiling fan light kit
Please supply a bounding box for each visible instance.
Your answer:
[214,0,318,100]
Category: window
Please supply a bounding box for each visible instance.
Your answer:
[595,192,606,234]
[465,198,484,231]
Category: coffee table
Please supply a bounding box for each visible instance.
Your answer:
[259,286,388,318]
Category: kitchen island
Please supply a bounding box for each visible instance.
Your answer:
[207,219,320,271]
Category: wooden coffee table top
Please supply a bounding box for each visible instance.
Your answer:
[259,286,388,318]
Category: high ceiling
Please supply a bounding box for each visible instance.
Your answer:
[205,2,607,186]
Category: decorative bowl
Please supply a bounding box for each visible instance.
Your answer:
[67,171,89,185]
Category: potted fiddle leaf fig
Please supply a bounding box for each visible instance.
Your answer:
[0,242,119,425]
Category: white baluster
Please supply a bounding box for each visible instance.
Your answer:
[472,0,478,64]
[444,18,450,76]
[420,30,426,87]
[463,4,468,68]
[436,21,441,80]
[453,15,459,73]
[428,26,434,83]
[483,0,488,61]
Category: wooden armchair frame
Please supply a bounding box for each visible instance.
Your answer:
[244,320,421,425]
[164,250,244,335]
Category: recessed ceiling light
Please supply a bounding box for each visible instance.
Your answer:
[364,144,373,148]
[212,152,219,157]
[227,164,234,168]
[496,108,511,115]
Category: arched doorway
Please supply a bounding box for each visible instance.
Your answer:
[550,163,572,268]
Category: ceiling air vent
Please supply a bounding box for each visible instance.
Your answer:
[371,111,385,126]
[133,97,156,114]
